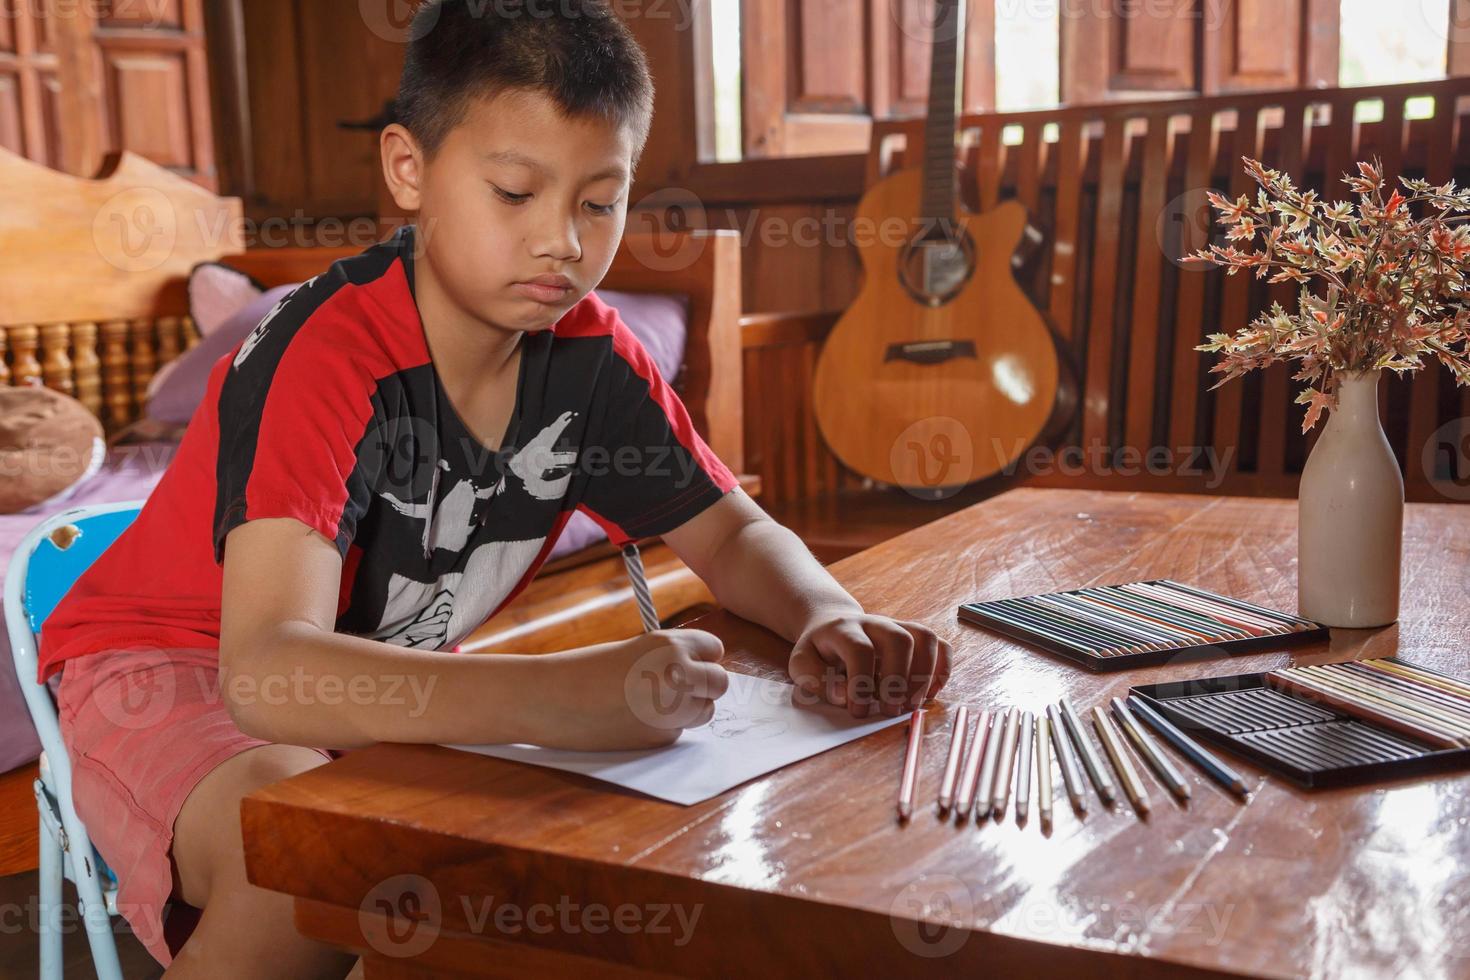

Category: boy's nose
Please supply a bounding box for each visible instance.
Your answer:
[531,215,581,263]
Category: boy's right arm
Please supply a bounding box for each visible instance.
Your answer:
[218,517,727,751]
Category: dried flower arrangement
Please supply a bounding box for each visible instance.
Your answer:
[1189,157,1470,431]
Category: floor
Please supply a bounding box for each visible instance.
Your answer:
[0,869,162,979]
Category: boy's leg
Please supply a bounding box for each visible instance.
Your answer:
[164,743,355,979]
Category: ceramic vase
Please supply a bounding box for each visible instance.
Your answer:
[1297,369,1403,627]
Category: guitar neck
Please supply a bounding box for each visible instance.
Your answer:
[919,0,963,228]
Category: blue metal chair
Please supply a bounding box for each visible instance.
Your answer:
[5,500,145,980]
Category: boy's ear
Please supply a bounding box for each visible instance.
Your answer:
[381,123,425,213]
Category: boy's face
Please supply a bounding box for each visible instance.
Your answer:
[402,88,635,334]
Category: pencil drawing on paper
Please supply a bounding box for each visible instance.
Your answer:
[709,703,790,740]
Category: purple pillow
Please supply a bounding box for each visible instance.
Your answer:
[146,263,297,425]
[595,288,690,388]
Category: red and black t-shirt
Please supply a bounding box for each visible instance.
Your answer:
[38,226,738,679]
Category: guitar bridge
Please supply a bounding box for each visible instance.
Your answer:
[883,340,978,365]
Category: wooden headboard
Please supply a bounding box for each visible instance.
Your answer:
[0,146,241,430]
[0,146,743,474]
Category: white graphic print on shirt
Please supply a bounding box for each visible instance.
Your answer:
[368,411,582,649]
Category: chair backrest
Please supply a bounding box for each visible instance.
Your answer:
[0,146,243,433]
[5,501,144,724]
[17,506,143,635]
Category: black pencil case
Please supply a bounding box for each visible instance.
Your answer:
[1129,671,1470,788]
[956,579,1327,673]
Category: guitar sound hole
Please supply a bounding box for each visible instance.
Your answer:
[897,225,977,307]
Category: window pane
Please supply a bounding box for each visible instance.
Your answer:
[994,0,1059,110]
[711,0,743,163]
[1340,0,1449,86]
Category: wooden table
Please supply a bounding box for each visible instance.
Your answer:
[242,489,1470,979]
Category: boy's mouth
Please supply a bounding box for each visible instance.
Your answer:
[512,274,575,304]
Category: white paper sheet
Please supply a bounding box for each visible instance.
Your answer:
[444,671,911,805]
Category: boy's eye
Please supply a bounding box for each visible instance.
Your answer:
[585,201,616,216]
[492,185,530,204]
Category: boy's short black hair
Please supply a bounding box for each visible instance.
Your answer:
[395,0,655,166]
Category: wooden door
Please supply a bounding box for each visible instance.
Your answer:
[742,0,998,160]
[0,0,64,167]
[0,0,215,188]
[1061,0,1340,103]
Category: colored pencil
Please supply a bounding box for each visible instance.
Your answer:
[1124,582,1288,636]
[1128,696,1249,797]
[1265,669,1469,749]
[1059,698,1117,806]
[937,706,971,813]
[953,709,991,821]
[897,709,925,821]
[961,580,1321,668]
[1155,579,1318,629]
[1345,662,1470,717]
[1037,713,1054,827]
[1112,697,1190,800]
[1092,705,1150,815]
[1047,704,1086,814]
[991,708,1021,819]
[998,597,1143,655]
[1296,665,1470,733]
[1055,591,1211,646]
[1016,710,1034,823]
[1087,586,1256,639]
[974,707,1006,819]
[1030,594,1171,651]
[1278,666,1470,738]
[976,599,1119,657]
[1381,657,1470,699]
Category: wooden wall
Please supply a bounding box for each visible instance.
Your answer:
[737,0,1343,161]
[741,78,1470,508]
[213,0,404,220]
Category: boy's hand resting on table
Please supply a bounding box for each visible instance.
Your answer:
[789,612,952,719]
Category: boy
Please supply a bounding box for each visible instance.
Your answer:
[39,2,952,976]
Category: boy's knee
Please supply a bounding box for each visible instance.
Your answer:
[174,744,330,905]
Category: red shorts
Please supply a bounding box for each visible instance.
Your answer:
[55,646,332,966]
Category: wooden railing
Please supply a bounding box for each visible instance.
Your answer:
[741,77,1470,504]
[0,318,202,434]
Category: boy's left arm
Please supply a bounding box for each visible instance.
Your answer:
[661,489,952,719]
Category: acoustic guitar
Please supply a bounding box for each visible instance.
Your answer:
[812,0,1063,494]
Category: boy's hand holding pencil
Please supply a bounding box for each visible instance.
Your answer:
[542,628,730,752]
